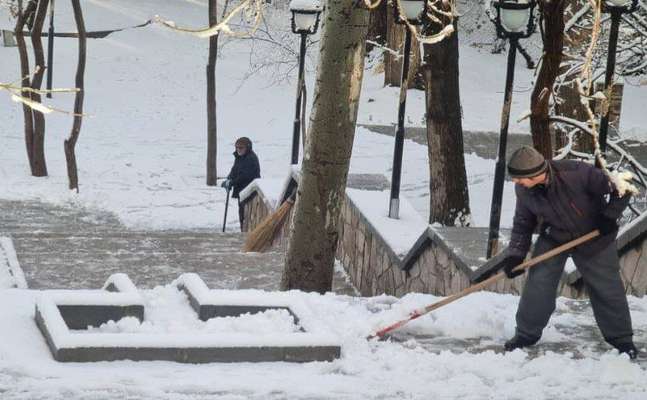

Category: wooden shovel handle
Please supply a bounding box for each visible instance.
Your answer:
[368,230,600,340]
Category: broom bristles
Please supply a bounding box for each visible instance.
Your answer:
[243,199,294,252]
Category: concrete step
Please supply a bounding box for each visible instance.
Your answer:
[1,200,357,295]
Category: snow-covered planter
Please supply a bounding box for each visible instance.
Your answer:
[36,273,340,363]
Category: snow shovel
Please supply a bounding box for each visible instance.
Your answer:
[367,230,600,340]
[222,185,232,233]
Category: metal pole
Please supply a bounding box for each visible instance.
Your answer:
[46,0,54,98]
[291,32,307,165]
[486,37,518,259]
[599,11,621,153]
[388,28,412,219]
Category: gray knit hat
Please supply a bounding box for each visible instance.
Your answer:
[507,146,548,178]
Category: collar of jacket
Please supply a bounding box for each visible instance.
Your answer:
[528,161,555,195]
[233,151,250,158]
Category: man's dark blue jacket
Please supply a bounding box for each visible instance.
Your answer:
[508,160,630,257]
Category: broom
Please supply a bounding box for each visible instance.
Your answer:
[243,192,296,252]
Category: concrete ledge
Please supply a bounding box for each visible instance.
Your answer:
[50,343,340,363]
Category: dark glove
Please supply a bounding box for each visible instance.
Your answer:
[502,255,526,279]
[472,254,525,283]
[596,215,619,236]
[221,179,231,189]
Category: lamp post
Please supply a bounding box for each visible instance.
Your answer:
[46,0,55,98]
[599,0,638,153]
[388,0,426,219]
[289,0,322,165]
[486,0,537,258]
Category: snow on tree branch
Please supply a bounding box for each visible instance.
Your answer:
[550,115,640,196]
[1,68,82,116]
[362,0,457,43]
[154,0,264,38]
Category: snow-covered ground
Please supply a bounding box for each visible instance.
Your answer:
[3,285,647,399]
[1,0,647,398]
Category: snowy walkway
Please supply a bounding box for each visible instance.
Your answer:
[0,200,356,294]
[361,124,647,166]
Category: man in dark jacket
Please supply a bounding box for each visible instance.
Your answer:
[222,137,260,230]
[491,146,637,358]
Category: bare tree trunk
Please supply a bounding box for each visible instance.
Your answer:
[555,81,594,152]
[554,0,592,153]
[384,12,421,89]
[15,0,37,172]
[423,20,470,226]
[29,0,50,177]
[281,0,369,294]
[64,0,86,191]
[206,0,218,186]
[367,0,387,52]
[530,0,565,159]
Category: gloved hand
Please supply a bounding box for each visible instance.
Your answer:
[502,255,526,279]
[221,179,231,189]
[472,254,525,283]
[596,215,619,235]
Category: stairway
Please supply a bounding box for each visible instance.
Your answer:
[0,200,356,294]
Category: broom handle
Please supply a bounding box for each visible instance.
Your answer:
[368,230,600,340]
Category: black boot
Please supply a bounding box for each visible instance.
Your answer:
[613,342,639,360]
[504,334,540,352]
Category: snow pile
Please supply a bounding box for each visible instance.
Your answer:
[83,285,300,335]
[103,272,140,293]
[238,178,285,208]
[289,0,322,11]
[346,188,428,257]
[3,288,647,399]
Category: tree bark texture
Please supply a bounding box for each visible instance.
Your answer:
[29,0,50,176]
[15,0,37,172]
[64,0,86,191]
[384,10,422,89]
[555,81,594,152]
[366,0,387,52]
[206,0,218,186]
[423,20,470,226]
[530,0,566,159]
[281,0,370,294]
[554,0,593,153]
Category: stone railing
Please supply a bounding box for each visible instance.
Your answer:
[241,172,647,299]
[240,172,297,250]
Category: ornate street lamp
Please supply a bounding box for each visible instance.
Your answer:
[598,0,639,153]
[289,0,322,165]
[388,0,426,219]
[486,0,537,258]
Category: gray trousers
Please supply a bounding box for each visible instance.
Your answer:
[516,237,633,344]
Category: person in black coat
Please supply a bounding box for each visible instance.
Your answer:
[221,137,260,230]
[486,146,637,359]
